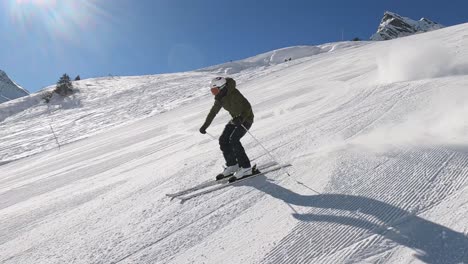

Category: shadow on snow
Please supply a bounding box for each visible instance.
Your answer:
[238,175,468,264]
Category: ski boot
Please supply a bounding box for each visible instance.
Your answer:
[216,164,239,180]
[228,165,259,183]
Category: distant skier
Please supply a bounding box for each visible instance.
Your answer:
[199,77,255,180]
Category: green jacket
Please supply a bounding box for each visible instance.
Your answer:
[202,77,254,128]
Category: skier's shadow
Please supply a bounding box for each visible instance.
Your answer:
[237,175,468,264]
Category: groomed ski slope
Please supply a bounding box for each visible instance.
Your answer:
[1,23,468,264]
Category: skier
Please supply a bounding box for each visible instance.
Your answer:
[199,77,255,180]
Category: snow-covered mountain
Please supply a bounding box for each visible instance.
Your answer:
[1,21,468,264]
[371,11,444,41]
[199,42,367,74]
[0,70,29,104]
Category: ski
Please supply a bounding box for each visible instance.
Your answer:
[178,163,292,203]
[165,161,278,199]
[166,178,228,199]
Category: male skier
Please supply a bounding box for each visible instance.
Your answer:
[199,77,255,180]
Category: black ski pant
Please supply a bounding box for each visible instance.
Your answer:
[219,121,252,168]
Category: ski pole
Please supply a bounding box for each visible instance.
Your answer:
[243,125,394,230]
[242,124,321,195]
[206,132,217,141]
[241,124,282,169]
[241,124,292,177]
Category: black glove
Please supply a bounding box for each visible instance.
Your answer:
[232,116,243,126]
[199,125,207,134]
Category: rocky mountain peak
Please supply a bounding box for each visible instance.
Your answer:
[371,11,444,41]
[0,70,29,103]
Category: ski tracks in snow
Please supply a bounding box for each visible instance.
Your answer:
[163,78,468,264]
[254,79,468,263]
[261,146,468,263]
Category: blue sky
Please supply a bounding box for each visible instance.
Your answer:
[0,0,467,93]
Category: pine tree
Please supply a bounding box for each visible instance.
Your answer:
[55,73,73,96]
[74,75,81,81]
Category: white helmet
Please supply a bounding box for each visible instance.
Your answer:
[210,77,227,95]
[210,77,226,88]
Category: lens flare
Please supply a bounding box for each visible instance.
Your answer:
[5,0,113,45]
[15,0,57,6]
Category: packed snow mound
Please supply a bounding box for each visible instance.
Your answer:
[0,70,29,104]
[371,11,444,41]
[198,42,367,74]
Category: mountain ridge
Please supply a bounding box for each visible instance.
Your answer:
[371,11,444,40]
[0,70,29,104]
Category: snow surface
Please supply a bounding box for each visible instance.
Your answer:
[1,23,468,264]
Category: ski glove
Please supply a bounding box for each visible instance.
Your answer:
[199,125,207,134]
[232,116,243,127]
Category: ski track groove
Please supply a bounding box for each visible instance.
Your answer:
[349,147,459,254]
[262,145,468,263]
[382,147,443,213]
[299,214,374,263]
[336,235,393,264]
[315,234,375,264]
[346,235,382,261]
[320,227,368,260]
[252,84,387,159]
[267,81,400,161]
[0,135,189,211]
[344,84,412,141]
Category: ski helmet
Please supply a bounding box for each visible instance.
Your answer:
[210,77,227,95]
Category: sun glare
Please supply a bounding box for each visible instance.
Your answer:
[15,0,57,6]
[6,0,111,45]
